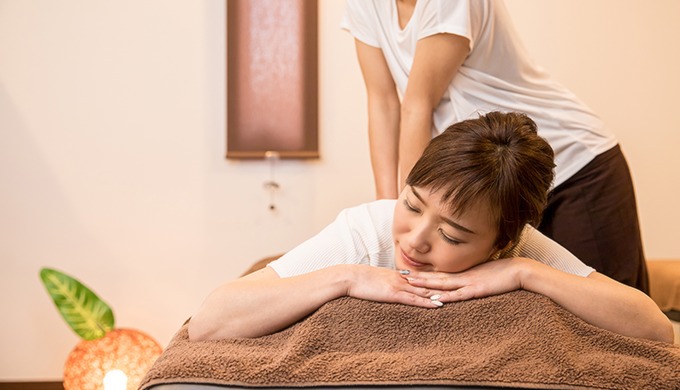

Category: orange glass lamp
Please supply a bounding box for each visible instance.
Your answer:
[40,268,163,390]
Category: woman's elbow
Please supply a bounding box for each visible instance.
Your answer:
[187,315,213,342]
[653,318,676,344]
[188,312,258,341]
[636,312,675,344]
[187,307,232,342]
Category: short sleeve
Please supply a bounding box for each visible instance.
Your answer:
[341,0,380,47]
[268,200,396,278]
[416,0,473,42]
[508,225,595,277]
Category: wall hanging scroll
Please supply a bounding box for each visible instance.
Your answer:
[226,0,319,159]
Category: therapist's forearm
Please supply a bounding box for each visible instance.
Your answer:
[399,102,434,190]
[367,94,401,199]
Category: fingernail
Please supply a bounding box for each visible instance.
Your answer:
[399,269,410,275]
[431,300,444,307]
[430,294,441,300]
[407,277,415,282]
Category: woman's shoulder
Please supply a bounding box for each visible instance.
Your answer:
[331,200,396,244]
[511,225,594,276]
[515,224,545,246]
[502,225,548,258]
[341,199,397,222]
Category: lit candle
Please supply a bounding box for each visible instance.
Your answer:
[103,369,128,390]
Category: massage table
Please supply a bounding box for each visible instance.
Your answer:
[139,258,680,390]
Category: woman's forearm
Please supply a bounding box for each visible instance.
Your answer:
[520,260,674,343]
[188,266,351,341]
[189,263,439,341]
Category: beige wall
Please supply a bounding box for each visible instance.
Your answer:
[505,0,680,257]
[1,0,678,380]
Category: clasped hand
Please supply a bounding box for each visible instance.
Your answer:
[345,258,529,308]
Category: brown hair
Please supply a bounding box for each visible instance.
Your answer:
[405,111,555,249]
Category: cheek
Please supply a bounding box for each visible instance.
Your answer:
[433,243,495,273]
[392,209,408,236]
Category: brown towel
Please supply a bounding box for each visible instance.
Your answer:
[140,291,680,390]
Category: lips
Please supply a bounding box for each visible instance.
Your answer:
[400,249,428,268]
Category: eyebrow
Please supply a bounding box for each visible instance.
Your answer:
[411,187,477,235]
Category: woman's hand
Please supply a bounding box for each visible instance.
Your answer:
[344,264,445,308]
[402,258,530,303]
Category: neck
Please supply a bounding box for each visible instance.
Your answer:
[396,0,416,30]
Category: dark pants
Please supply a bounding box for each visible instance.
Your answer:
[538,145,649,294]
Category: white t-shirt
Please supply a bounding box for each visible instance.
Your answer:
[269,200,595,278]
[341,0,618,187]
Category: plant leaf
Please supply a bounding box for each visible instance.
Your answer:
[39,268,115,340]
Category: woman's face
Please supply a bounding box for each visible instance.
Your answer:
[393,185,499,273]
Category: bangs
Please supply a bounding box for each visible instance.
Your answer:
[405,111,555,248]
[407,147,502,227]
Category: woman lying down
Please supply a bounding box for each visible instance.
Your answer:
[189,111,673,343]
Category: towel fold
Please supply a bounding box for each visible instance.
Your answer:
[140,291,680,390]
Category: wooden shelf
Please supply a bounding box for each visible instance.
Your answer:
[0,382,63,390]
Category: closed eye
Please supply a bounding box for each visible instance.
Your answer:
[438,228,462,245]
[403,198,420,213]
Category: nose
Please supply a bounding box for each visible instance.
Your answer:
[407,220,431,254]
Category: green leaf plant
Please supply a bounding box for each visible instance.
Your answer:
[39,268,115,340]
